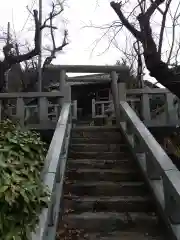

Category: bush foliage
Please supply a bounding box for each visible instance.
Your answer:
[0,120,49,240]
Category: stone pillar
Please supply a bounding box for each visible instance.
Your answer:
[110,71,120,125]
[166,93,177,125]
[16,97,25,126]
[117,77,126,101]
[63,84,71,103]
[39,97,49,125]
[142,93,151,124]
[59,70,66,104]
[117,77,126,124]
[58,70,71,115]
[0,100,2,121]
[92,99,95,118]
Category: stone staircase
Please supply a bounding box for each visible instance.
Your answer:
[57,126,170,240]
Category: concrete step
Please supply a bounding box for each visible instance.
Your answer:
[71,137,123,144]
[67,159,136,169]
[64,181,148,197]
[57,125,169,239]
[64,195,154,213]
[73,126,120,132]
[69,143,128,152]
[72,127,122,139]
[57,228,166,240]
[83,232,165,240]
[63,212,159,232]
[86,232,165,240]
[68,151,128,160]
[58,230,166,240]
[66,168,142,182]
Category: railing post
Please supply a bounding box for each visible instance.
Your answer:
[57,69,66,117]
[141,93,151,124]
[63,84,71,103]
[59,70,66,90]
[92,99,95,118]
[166,93,177,125]
[39,97,49,125]
[118,79,126,101]
[146,152,161,180]
[59,71,72,117]
[117,77,126,126]
[163,170,180,224]
[177,98,180,120]
[134,136,147,172]
[59,70,66,103]
[102,103,105,116]
[126,121,134,147]
[111,71,120,125]
[72,100,77,120]
[16,97,25,126]
[0,100,2,121]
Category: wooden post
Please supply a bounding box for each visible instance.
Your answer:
[111,71,120,125]
[16,98,25,126]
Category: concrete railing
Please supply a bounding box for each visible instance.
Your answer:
[0,92,64,128]
[119,101,180,239]
[127,88,178,126]
[92,98,139,119]
[92,88,179,127]
[71,100,77,120]
[92,99,113,118]
[0,65,129,129]
[31,103,72,240]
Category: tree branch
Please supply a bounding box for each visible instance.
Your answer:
[0,9,41,91]
[42,1,68,68]
[43,29,68,68]
[3,10,40,66]
[143,0,165,19]
[158,0,172,55]
[110,1,143,41]
[41,2,64,30]
[110,0,180,99]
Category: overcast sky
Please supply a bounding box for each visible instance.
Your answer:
[0,0,165,84]
[0,0,121,63]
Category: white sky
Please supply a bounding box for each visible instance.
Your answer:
[0,0,121,63]
[0,0,170,85]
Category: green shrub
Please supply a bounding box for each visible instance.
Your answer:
[0,120,49,240]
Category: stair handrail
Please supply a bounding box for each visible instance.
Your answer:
[31,103,72,240]
[118,101,180,239]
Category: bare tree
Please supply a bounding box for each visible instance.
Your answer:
[0,10,41,92]
[84,10,144,87]
[42,1,68,69]
[0,0,68,92]
[110,0,180,98]
[22,0,68,92]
